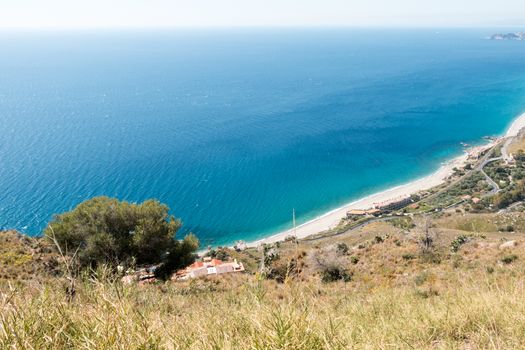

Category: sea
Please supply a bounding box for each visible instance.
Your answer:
[1,28,525,246]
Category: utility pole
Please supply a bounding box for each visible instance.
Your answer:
[293,208,299,276]
[293,208,296,238]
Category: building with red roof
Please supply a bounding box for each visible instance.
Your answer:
[173,257,245,281]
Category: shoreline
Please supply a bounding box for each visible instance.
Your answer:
[246,111,525,248]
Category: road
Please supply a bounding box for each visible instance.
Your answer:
[301,216,403,242]
[424,144,499,203]
[477,135,520,195]
[478,156,502,195]
[301,140,511,244]
[499,201,523,213]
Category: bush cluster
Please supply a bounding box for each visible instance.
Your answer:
[321,265,352,283]
[501,255,518,265]
[451,235,469,253]
[45,196,199,278]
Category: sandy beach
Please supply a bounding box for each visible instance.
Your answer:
[505,112,525,138]
[248,111,525,247]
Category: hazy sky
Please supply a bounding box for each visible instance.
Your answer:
[1,0,524,29]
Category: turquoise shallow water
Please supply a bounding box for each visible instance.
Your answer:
[1,28,525,246]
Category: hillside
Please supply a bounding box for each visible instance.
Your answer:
[3,210,525,348]
[0,231,60,281]
[3,132,525,348]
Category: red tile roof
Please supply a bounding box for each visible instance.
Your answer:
[210,259,223,266]
[191,261,204,268]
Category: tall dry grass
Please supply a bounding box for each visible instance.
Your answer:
[2,269,525,349]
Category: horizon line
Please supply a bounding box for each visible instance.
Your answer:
[0,24,524,31]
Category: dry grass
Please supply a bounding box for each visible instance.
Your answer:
[507,130,525,156]
[2,270,525,349]
[436,212,525,233]
[3,218,525,349]
[0,231,60,281]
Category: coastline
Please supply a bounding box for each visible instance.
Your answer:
[247,111,525,248]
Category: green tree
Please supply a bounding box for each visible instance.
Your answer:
[45,196,198,276]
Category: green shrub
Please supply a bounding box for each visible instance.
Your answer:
[321,265,352,283]
[45,196,199,277]
[263,245,280,266]
[350,256,360,264]
[336,242,349,255]
[451,235,469,253]
[391,218,415,230]
[205,248,230,261]
[501,255,518,265]
[266,259,299,283]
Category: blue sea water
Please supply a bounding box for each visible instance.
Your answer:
[1,28,525,246]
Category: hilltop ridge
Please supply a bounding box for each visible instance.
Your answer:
[490,32,525,40]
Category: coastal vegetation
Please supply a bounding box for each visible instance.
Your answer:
[44,196,199,278]
[0,231,60,281]
[423,171,489,208]
[3,212,525,348]
[4,127,525,348]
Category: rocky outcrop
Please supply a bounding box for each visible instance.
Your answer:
[499,240,517,250]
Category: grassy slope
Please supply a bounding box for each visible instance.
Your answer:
[3,213,525,349]
[0,231,60,281]
[508,130,525,155]
[3,272,525,349]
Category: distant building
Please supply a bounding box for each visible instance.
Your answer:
[373,195,413,212]
[173,257,245,281]
[347,209,367,216]
[347,208,382,218]
[367,209,382,216]
[465,143,495,161]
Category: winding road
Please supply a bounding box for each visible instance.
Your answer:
[300,138,519,244]
[478,156,502,195]
[478,136,516,195]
